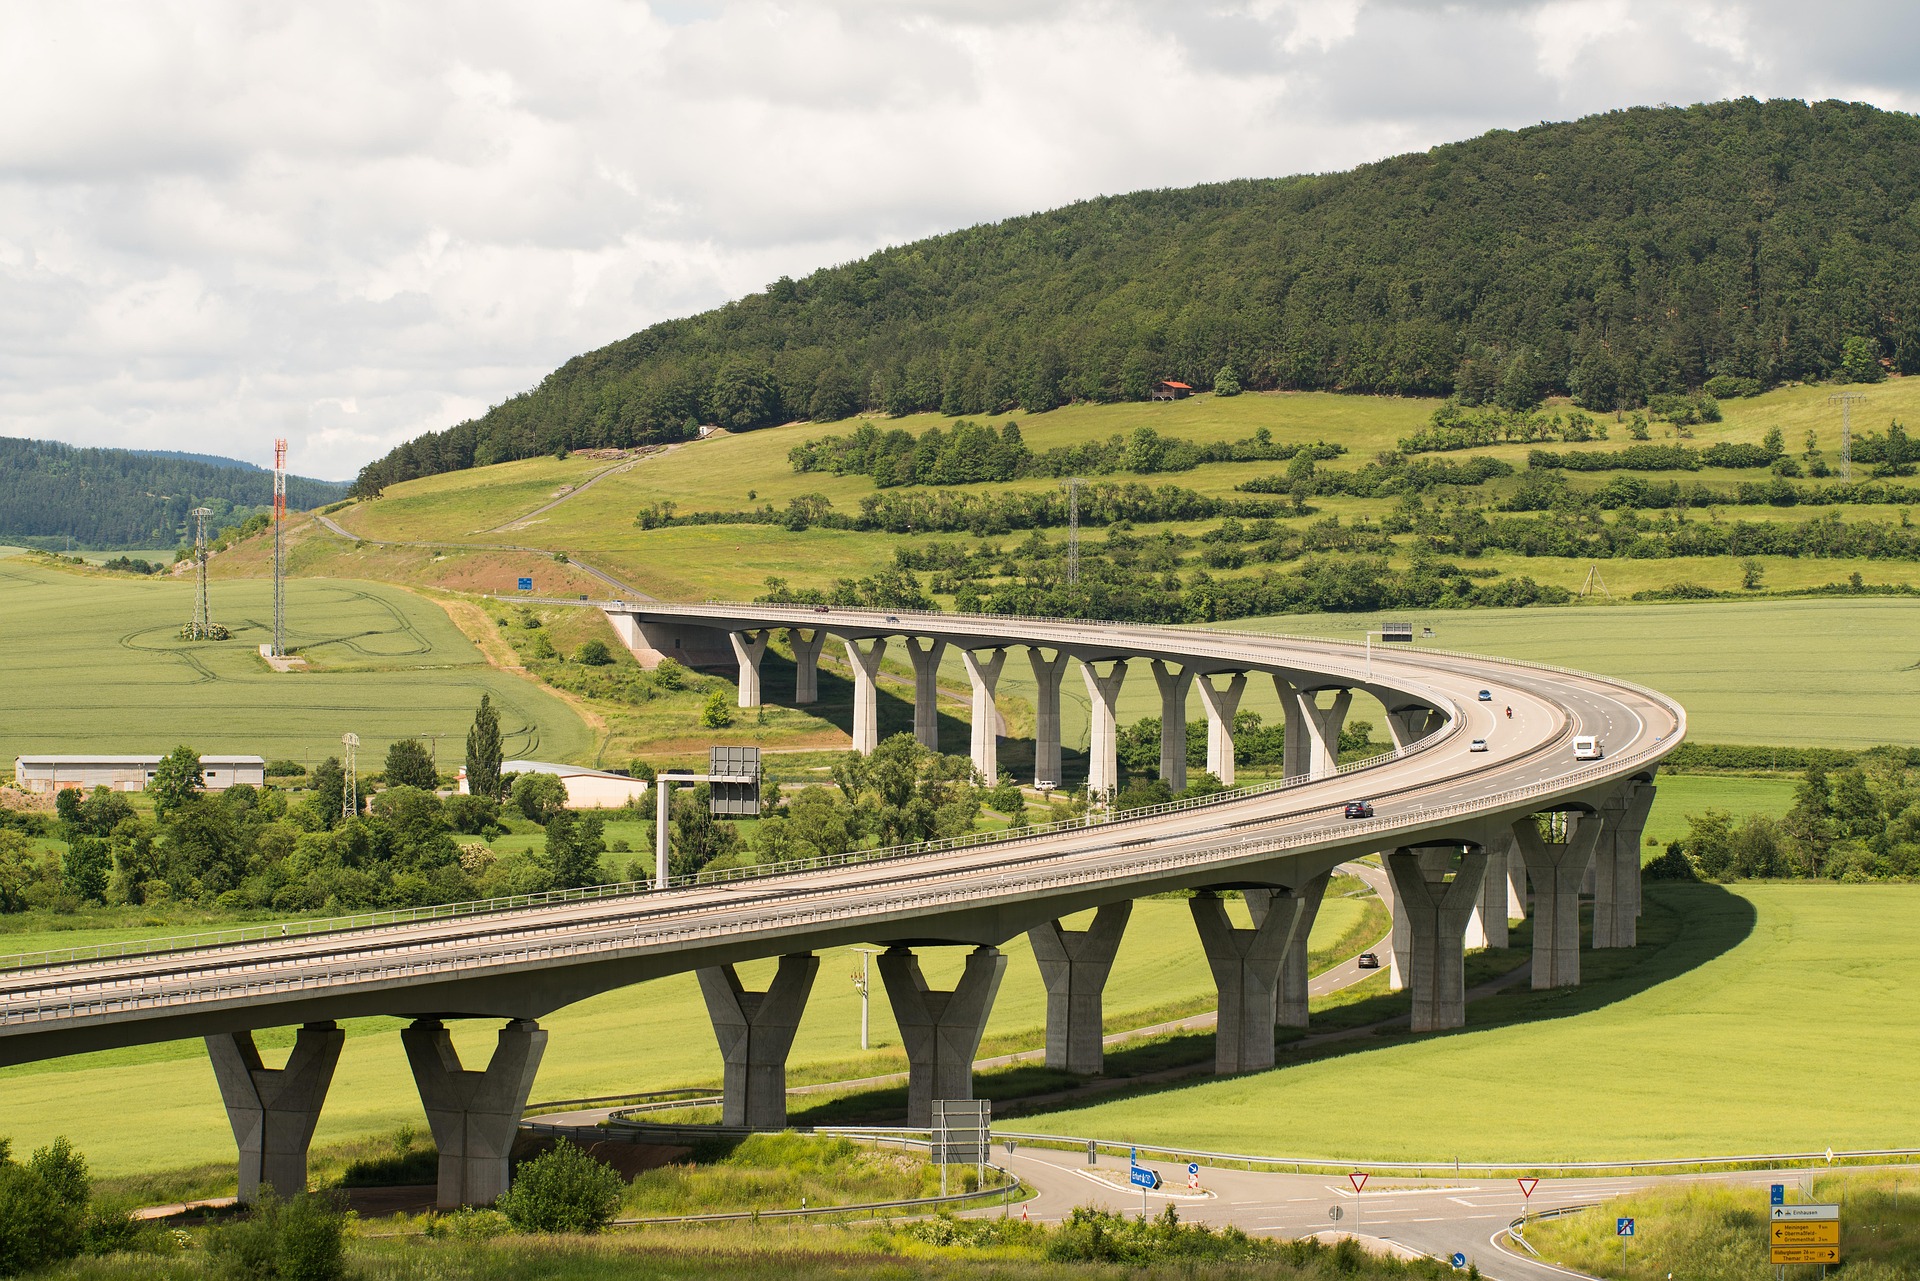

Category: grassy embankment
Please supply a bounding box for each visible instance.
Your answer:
[1529,1170,1920,1279]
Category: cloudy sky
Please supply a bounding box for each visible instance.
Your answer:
[3,1,1917,479]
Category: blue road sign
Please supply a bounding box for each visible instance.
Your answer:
[517,577,533,591]
[1450,1253,1467,1269]
[1187,1162,1200,1176]
[1617,1217,1635,1237]
[1129,1165,1161,1190]
[1771,1184,1785,1205]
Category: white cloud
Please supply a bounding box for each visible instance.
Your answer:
[0,0,1915,479]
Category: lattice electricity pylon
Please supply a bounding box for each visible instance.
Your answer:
[180,507,229,640]
[1829,391,1865,482]
[272,438,288,657]
[341,733,360,820]
[1065,477,1083,585]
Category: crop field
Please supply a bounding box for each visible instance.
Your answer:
[1641,773,1797,850]
[0,557,592,768]
[1028,881,1920,1161]
[0,895,1376,1177]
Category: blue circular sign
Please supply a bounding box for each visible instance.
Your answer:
[1187,1162,1199,1175]
[1450,1253,1467,1269]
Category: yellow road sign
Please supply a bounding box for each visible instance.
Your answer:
[1772,1222,1840,1246]
[1771,1246,1841,1265]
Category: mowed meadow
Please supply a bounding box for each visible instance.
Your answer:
[0,558,592,767]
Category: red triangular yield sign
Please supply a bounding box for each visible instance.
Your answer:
[1518,1178,1539,1198]
[1349,1172,1369,1193]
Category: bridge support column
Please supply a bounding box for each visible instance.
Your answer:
[1384,703,1441,750]
[1028,648,1068,789]
[1189,891,1296,1074]
[697,953,818,1129]
[1513,815,1604,988]
[1248,871,1331,1028]
[1472,842,1510,949]
[1079,659,1128,800]
[842,637,888,754]
[1277,676,1310,779]
[206,1022,344,1202]
[1196,672,1246,787]
[1385,846,1490,1032]
[403,1018,548,1208]
[730,630,769,708]
[903,637,947,751]
[1029,902,1132,1074]
[1593,783,1655,948]
[877,946,1006,1127]
[789,628,826,704]
[1150,660,1192,791]
[960,648,1006,782]
[1377,856,1412,991]
[1301,688,1352,779]
[1505,836,1530,920]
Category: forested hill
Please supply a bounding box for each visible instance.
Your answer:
[0,437,352,549]
[354,98,1920,496]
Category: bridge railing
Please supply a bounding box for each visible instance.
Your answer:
[0,726,1449,975]
[0,725,1677,1028]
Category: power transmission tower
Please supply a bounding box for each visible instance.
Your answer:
[272,438,288,657]
[1065,477,1083,585]
[1830,392,1865,481]
[341,733,359,820]
[181,507,228,640]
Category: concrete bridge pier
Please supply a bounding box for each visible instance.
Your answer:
[789,627,826,704]
[1197,672,1247,786]
[1473,841,1511,949]
[1378,856,1412,991]
[1028,902,1132,1074]
[1149,660,1192,791]
[1513,814,1604,988]
[960,648,1007,781]
[877,945,1007,1126]
[1384,702,1443,750]
[842,637,889,754]
[1593,783,1655,948]
[1247,871,1331,1028]
[402,1018,548,1207]
[1277,675,1310,779]
[206,1021,344,1202]
[730,630,769,708]
[1028,648,1068,788]
[1188,891,1297,1073]
[1079,659,1128,800]
[1301,688,1353,778]
[697,953,819,1129]
[1504,836,1530,921]
[1385,846,1491,1032]
[903,637,948,750]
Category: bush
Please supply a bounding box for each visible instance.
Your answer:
[208,1191,346,1281]
[265,760,308,778]
[576,639,613,666]
[699,689,734,728]
[1704,374,1762,399]
[512,772,570,823]
[443,793,502,835]
[496,1139,624,1233]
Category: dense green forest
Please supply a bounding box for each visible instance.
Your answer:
[0,437,351,549]
[355,97,1920,495]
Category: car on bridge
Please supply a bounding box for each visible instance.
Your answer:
[1343,800,1374,819]
[1478,689,1493,701]
[1470,738,1488,752]
[1573,735,1604,760]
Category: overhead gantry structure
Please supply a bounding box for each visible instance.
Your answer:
[0,602,1682,1211]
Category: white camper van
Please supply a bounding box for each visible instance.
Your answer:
[1572,735,1603,761]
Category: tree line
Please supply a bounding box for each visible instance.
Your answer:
[350,99,1920,496]
[1667,750,1920,881]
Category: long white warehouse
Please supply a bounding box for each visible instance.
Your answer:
[11,754,267,794]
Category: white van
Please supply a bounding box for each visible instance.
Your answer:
[1572,735,1602,761]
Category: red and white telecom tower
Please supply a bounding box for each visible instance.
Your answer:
[272,438,288,658]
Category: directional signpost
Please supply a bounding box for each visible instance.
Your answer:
[1128,1149,1160,1215]
[517,577,533,592]
[1770,1203,1841,1267]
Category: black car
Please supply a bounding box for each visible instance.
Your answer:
[1356,952,1381,969]
[1343,800,1374,819]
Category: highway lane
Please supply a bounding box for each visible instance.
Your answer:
[0,608,1682,1064]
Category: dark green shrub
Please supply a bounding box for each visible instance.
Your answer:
[207,1191,346,1281]
[496,1139,624,1233]
[575,639,613,666]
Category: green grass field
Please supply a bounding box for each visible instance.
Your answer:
[1025,881,1920,1162]
[0,896,1372,1179]
[1641,774,1797,849]
[0,558,592,769]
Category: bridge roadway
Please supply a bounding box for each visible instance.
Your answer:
[0,604,1683,1209]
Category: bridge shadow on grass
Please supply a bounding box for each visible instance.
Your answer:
[784,883,1756,1126]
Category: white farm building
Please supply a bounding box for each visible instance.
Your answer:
[12,754,267,795]
[458,760,649,809]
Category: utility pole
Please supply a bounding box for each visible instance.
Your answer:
[1830,392,1865,481]
[850,948,877,1049]
[182,507,222,640]
[1065,477,1083,585]
[272,438,288,657]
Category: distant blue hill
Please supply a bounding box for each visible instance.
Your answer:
[128,448,267,472]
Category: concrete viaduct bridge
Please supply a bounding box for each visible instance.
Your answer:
[0,603,1682,1210]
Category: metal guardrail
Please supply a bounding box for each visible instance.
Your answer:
[0,718,1677,1028]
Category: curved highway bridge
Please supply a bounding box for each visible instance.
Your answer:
[0,603,1682,1208]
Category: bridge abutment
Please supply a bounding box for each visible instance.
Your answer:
[730,630,769,708]
[1197,672,1247,786]
[903,637,948,750]
[961,648,1007,782]
[1029,902,1132,1074]
[1385,846,1490,1032]
[1028,647,1068,788]
[1513,814,1604,988]
[1247,870,1331,1028]
[697,953,818,1129]
[843,637,889,753]
[402,1017,548,1208]
[1189,891,1296,1073]
[206,1021,344,1202]
[789,627,825,704]
[877,945,1006,1126]
[1150,659,1192,791]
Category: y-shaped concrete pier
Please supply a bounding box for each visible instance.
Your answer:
[402,1018,548,1207]
[877,945,1006,1126]
[698,953,819,1129]
[206,1021,344,1201]
[1028,902,1132,1074]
